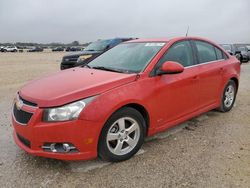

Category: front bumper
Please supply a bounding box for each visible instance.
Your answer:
[60,63,76,70]
[12,107,102,161]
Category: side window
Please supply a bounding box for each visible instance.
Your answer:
[194,41,217,63]
[158,41,194,67]
[215,47,224,60]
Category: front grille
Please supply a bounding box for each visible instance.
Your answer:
[17,133,31,148]
[19,96,37,107]
[63,56,79,63]
[13,104,33,125]
[67,57,79,62]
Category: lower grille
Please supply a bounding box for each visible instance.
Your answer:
[61,64,75,70]
[65,57,78,62]
[13,104,33,125]
[17,133,31,148]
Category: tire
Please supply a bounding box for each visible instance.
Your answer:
[218,80,237,112]
[98,107,146,162]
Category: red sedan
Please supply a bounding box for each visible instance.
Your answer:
[12,37,240,162]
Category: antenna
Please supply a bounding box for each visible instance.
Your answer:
[185,26,189,37]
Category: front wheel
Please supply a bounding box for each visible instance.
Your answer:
[98,107,146,162]
[218,80,237,112]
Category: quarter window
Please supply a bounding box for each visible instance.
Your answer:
[215,47,224,60]
[158,41,194,67]
[194,41,217,63]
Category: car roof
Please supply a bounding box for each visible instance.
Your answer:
[125,36,217,44]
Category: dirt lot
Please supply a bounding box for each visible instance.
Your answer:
[0,52,249,188]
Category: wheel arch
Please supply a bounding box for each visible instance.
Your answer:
[122,103,150,136]
[230,77,239,93]
[100,102,151,137]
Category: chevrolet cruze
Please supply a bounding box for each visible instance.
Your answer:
[12,37,240,162]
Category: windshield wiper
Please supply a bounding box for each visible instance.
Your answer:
[91,66,124,73]
[84,49,95,51]
[83,64,92,68]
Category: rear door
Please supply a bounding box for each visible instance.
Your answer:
[192,40,226,108]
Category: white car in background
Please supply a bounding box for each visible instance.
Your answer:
[0,46,4,52]
[5,46,18,52]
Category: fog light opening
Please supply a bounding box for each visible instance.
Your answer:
[42,143,78,153]
[62,143,71,153]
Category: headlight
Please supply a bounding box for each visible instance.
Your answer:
[43,96,96,122]
[77,55,93,62]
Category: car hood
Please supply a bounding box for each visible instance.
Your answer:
[19,68,137,107]
[65,50,102,57]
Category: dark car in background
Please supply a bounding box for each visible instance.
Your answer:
[237,46,249,62]
[65,46,82,52]
[28,46,44,52]
[60,38,135,70]
[221,44,243,62]
[52,47,64,52]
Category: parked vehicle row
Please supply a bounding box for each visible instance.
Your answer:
[65,46,83,52]
[0,45,84,53]
[27,47,44,52]
[221,44,250,63]
[12,37,240,162]
[52,47,64,52]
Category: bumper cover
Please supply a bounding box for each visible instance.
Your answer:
[12,110,102,160]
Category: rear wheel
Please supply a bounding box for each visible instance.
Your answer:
[98,107,146,162]
[218,80,237,112]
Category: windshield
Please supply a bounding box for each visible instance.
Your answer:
[221,45,231,51]
[84,40,112,51]
[88,42,165,73]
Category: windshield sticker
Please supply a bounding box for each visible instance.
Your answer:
[145,43,165,47]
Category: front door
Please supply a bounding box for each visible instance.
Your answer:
[152,40,200,127]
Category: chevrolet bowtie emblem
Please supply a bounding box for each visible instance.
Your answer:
[16,99,23,110]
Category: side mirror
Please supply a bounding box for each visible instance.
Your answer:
[157,61,184,75]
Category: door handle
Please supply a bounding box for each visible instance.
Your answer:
[193,75,199,80]
[219,67,224,73]
[191,75,199,82]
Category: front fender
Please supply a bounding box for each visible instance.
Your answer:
[79,81,150,123]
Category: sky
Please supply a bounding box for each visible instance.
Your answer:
[0,0,249,44]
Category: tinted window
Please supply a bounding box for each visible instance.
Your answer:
[84,40,113,51]
[215,47,224,60]
[195,41,217,63]
[158,41,194,67]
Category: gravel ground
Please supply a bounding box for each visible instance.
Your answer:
[0,52,249,188]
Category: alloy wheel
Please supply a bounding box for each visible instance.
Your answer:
[106,117,140,156]
[224,85,235,108]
